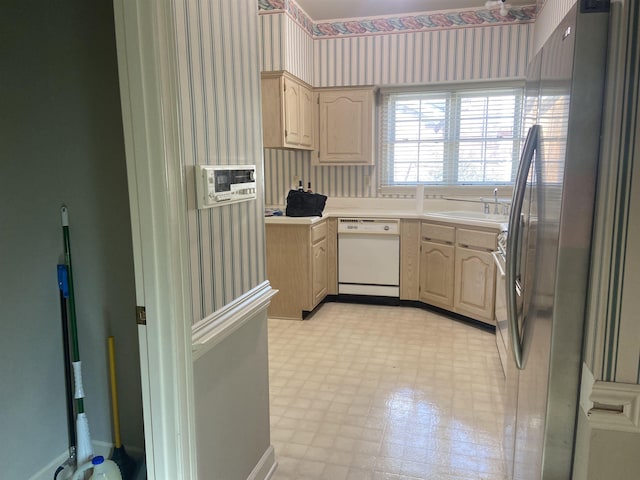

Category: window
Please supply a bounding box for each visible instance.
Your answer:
[379,85,524,188]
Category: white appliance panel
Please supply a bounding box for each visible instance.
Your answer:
[337,218,400,297]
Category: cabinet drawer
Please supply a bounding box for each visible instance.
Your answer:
[311,221,327,243]
[456,228,496,251]
[421,223,455,244]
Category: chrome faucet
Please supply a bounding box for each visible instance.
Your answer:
[493,188,499,214]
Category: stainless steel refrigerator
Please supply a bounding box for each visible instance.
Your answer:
[500,2,610,479]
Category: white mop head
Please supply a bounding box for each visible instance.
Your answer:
[76,413,94,467]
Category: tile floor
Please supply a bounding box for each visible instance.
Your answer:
[267,302,506,480]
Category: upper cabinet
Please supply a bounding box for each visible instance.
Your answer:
[261,71,314,150]
[314,86,376,166]
[260,72,375,164]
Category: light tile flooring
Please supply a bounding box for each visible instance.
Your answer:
[267,302,506,480]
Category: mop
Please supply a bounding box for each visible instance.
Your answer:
[53,264,77,480]
[61,206,94,467]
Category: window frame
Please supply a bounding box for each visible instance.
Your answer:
[377,81,525,196]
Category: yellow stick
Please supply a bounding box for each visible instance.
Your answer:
[107,336,122,448]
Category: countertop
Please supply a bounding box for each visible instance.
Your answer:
[265,208,508,230]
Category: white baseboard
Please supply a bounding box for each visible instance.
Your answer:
[28,441,144,480]
[246,445,277,480]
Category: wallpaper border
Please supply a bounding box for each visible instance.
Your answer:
[259,0,536,39]
[258,0,314,35]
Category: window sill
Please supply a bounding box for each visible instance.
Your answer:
[379,184,514,199]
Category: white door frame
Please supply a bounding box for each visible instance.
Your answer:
[112,0,197,478]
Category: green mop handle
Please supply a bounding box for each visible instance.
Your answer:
[61,206,84,414]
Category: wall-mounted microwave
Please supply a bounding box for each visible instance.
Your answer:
[196,165,257,209]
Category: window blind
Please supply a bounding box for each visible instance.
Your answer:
[380,86,524,187]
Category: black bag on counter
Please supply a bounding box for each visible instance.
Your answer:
[285,190,328,217]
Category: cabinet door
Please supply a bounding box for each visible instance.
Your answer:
[419,240,455,308]
[311,237,328,308]
[316,88,374,165]
[283,76,301,146]
[454,247,496,322]
[299,84,314,148]
[261,75,284,148]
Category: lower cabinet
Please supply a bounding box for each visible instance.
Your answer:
[312,236,328,306]
[420,240,455,308]
[267,218,497,323]
[454,247,496,322]
[418,221,498,324]
[266,220,329,320]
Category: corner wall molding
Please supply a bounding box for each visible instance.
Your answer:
[192,281,277,360]
[588,381,640,433]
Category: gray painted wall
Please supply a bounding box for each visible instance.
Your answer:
[193,313,271,480]
[0,2,143,478]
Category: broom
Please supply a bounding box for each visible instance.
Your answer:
[61,205,94,467]
[107,336,137,479]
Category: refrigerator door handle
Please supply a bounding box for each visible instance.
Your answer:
[506,124,539,370]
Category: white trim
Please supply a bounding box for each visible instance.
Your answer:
[192,281,278,360]
[112,0,197,478]
[379,184,514,198]
[246,445,278,480]
[580,363,596,413]
[583,0,628,381]
[378,79,525,94]
[588,381,640,433]
[378,86,525,190]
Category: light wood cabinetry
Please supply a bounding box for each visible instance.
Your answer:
[311,222,328,306]
[419,221,498,324]
[265,220,328,320]
[454,248,495,322]
[326,218,338,295]
[261,71,314,150]
[312,237,328,305]
[400,220,421,301]
[454,228,496,323]
[314,87,375,165]
[419,223,455,308]
[267,216,497,324]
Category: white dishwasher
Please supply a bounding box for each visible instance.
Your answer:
[338,218,400,297]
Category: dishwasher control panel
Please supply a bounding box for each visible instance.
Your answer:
[337,218,400,234]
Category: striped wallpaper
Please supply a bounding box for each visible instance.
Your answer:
[533,0,576,54]
[313,23,532,87]
[264,150,379,206]
[173,0,266,323]
[260,8,533,205]
[260,12,314,84]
